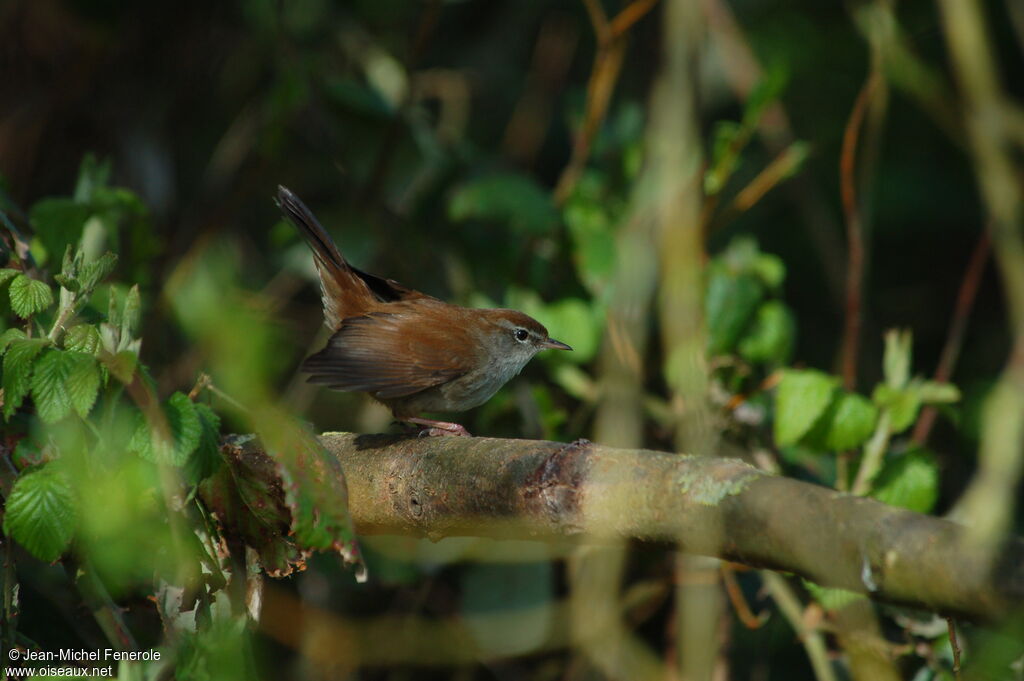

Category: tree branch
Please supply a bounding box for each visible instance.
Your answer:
[223,433,1024,621]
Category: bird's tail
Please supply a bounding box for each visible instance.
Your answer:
[276,185,373,328]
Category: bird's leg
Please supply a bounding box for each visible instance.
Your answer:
[405,417,472,437]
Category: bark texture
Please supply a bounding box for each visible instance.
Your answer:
[242,433,1024,621]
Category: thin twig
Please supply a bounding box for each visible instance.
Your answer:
[188,372,213,401]
[761,572,838,681]
[946,617,963,680]
[912,232,990,444]
[839,71,881,390]
[720,563,767,629]
[711,142,809,232]
[553,0,660,204]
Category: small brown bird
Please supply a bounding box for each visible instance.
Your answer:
[277,186,571,436]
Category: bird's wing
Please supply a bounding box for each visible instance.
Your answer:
[302,308,474,399]
[347,264,437,304]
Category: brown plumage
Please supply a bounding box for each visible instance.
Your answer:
[277,186,570,435]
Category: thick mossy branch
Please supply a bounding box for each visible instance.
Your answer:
[228,433,1024,621]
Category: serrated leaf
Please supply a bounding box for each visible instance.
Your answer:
[807,391,878,451]
[3,463,76,562]
[773,369,838,446]
[130,392,202,466]
[802,579,865,611]
[80,252,118,292]
[31,349,78,423]
[0,268,19,286]
[9,275,53,317]
[64,324,101,354]
[53,273,80,292]
[706,265,764,355]
[185,403,223,483]
[0,328,27,354]
[870,450,939,513]
[3,338,48,418]
[66,352,100,418]
[738,301,794,365]
[917,381,960,404]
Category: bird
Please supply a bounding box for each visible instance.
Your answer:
[276,186,572,436]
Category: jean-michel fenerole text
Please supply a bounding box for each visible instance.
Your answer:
[17,649,161,662]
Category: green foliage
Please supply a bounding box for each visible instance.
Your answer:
[802,579,865,611]
[706,238,794,362]
[738,301,795,364]
[9,274,53,317]
[260,414,365,580]
[130,392,203,466]
[449,172,558,236]
[2,462,77,562]
[704,70,787,195]
[562,172,624,297]
[804,391,878,451]
[870,449,939,513]
[773,369,838,447]
[63,323,101,353]
[3,337,48,418]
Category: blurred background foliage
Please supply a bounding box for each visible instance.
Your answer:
[1,0,1024,679]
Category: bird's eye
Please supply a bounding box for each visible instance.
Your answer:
[514,328,529,342]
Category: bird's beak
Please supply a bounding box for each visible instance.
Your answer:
[541,338,573,351]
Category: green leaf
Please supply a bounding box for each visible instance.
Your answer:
[883,329,912,389]
[564,198,617,296]
[185,403,223,483]
[918,381,960,404]
[752,253,786,290]
[806,391,878,451]
[79,252,118,292]
[31,349,76,423]
[773,369,838,447]
[130,392,202,466]
[870,450,939,513]
[449,173,558,235]
[706,265,764,355]
[738,301,794,365]
[0,328,27,354]
[3,338,48,418]
[0,268,19,286]
[540,298,601,363]
[872,384,921,434]
[802,579,864,611]
[3,463,76,562]
[64,324,101,354]
[9,274,53,317]
[66,353,101,418]
[121,284,140,338]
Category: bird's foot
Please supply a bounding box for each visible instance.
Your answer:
[405,417,472,437]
